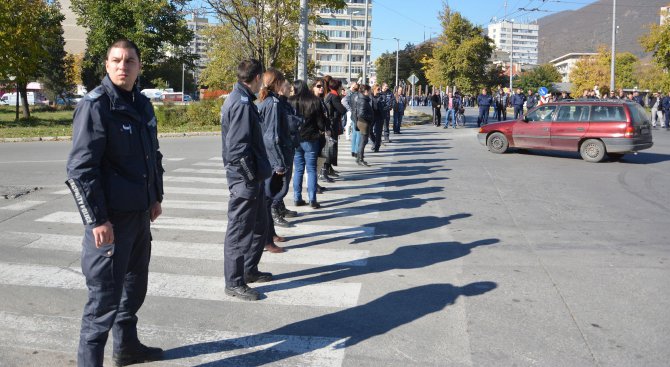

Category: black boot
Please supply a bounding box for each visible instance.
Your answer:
[279,201,298,218]
[319,168,335,183]
[271,207,291,228]
[327,164,339,177]
[113,343,163,366]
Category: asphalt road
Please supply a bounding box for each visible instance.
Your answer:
[0,107,669,366]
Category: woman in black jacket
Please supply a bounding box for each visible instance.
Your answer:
[324,78,347,177]
[355,84,373,166]
[289,80,326,209]
[370,84,384,152]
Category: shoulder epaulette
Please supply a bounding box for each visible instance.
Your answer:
[84,86,105,101]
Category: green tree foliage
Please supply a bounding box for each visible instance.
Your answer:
[422,6,494,94]
[634,60,670,92]
[0,0,64,119]
[640,8,670,72]
[374,43,433,89]
[205,0,345,73]
[514,64,562,92]
[39,1,75,105]
[143,58,196,93]
[199,23,245,90]
[70,0,194,91]
[570,46,638,95]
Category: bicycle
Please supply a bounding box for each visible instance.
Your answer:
[455,108,465,127]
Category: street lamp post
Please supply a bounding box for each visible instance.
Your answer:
[348,10,361,83]
[393,37,399,89]
[362,0,369,85]
[610,0,616,92]
[509,20,513,93]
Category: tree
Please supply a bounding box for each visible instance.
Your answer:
[205,0,345,71]
[39,1,75,105]
[422,7,494,94]
[199,23,246,90]
[70,0,195,91]
[634,60,670,92]
[514,64,562,92]
[640,8,670,72]
[569,47,639,95]
[0,0,63,119]
[374,43,433,90]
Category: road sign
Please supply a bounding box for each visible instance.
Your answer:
[408,74,419,85]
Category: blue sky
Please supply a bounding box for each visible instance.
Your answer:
[370,0,599,60]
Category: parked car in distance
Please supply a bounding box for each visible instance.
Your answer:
[477,99,654,162]
[55,94,83,106]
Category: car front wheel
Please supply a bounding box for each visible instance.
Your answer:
[580,139,606,162]
[487,132,509,154]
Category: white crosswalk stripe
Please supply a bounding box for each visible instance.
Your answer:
[0,311,346,366]
[35,211,376,237]
[16,232,369,266]
[0,262,362,307]
[0,200,45,211]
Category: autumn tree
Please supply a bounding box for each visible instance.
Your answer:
[70,0,194,91]
[514,64,562,92]
[570,47,638,95]
[39,1,75,105]
[640,8,670,72]
[375,43,433,89]
[422,6,494,94]
[205,0,346,73]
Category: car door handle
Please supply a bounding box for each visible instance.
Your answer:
[576,127,585,131]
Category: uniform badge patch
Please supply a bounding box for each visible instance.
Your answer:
[240,96,249,104]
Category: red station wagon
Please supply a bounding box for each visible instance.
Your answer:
[477,100,654,162]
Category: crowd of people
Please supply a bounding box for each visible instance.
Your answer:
[220,59,411,303]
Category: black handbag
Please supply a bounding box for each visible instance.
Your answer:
[320,135,338,166]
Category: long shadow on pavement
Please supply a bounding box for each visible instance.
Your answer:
[162,282,497,366]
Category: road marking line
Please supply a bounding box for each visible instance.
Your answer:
[0,311,346,367]
[35,212,376,238]
[0,201,45,211]
[162,187,383,205]
[164,158,186,161]
[50,189,70,195]
[193,161,223,167]
[164,176,227,184]
[15,232,369,266]
[173,168,225,175]
[0,262,361,307]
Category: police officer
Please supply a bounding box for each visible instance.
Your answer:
[66,39,164,367]
[511,88,526,119]
[431,89,442,126]
[477,88,493,126]
[662,91,670,130]
[221,59,273,301]
[380,83,394,143]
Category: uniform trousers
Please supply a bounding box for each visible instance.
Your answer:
[514,106,523,120]
[371,117,384,151]
[382,110,391,142]
[78,210,151,367]
[224,181,268,287]
[478,106,490,126]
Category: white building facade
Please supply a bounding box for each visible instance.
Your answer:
[549,52,597,83]
[488,20,539,66]
[312,0,372,83]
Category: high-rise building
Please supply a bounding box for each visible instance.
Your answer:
[488,20,539,66]
[312,1,372,84]
[60,0,87,54]
[186,14,213,73]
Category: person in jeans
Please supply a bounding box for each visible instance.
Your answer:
[356,85,373,166]
[290,80,326,208]
[342,82,359,141]
[393,86,406,134]
[347,84,361,158]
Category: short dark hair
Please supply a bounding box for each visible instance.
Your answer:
[328,78,341,91]
[237,59,263,83]
[107,39,141,61]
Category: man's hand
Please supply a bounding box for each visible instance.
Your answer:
[150,201,162,222]
[92,221,114,248]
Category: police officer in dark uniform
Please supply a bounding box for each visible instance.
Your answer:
[662,91,670,129]
[511,88,526,120]
[66,39,164,367]
[477,88,493,126]
[526,89,538,111]
[380,83,394,143]
[221,59,273,301]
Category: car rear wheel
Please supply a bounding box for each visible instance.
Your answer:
[580,139,606,162]
[487,132,508,154]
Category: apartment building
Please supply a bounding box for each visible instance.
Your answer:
[312,0,372,83]
[488,20,539,66]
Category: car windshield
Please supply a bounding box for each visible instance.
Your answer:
[628,103,651,126]
[526,105,557,122]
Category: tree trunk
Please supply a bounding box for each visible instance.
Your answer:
[18,82,30,119]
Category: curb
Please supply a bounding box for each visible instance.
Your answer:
[0,131,221,143]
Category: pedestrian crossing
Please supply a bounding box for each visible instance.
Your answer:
[0,140,395,365]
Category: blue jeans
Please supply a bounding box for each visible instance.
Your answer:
[351,130,360,153]
[293,139,319,203]
[393,112,403,133]
[445,108,456,127]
